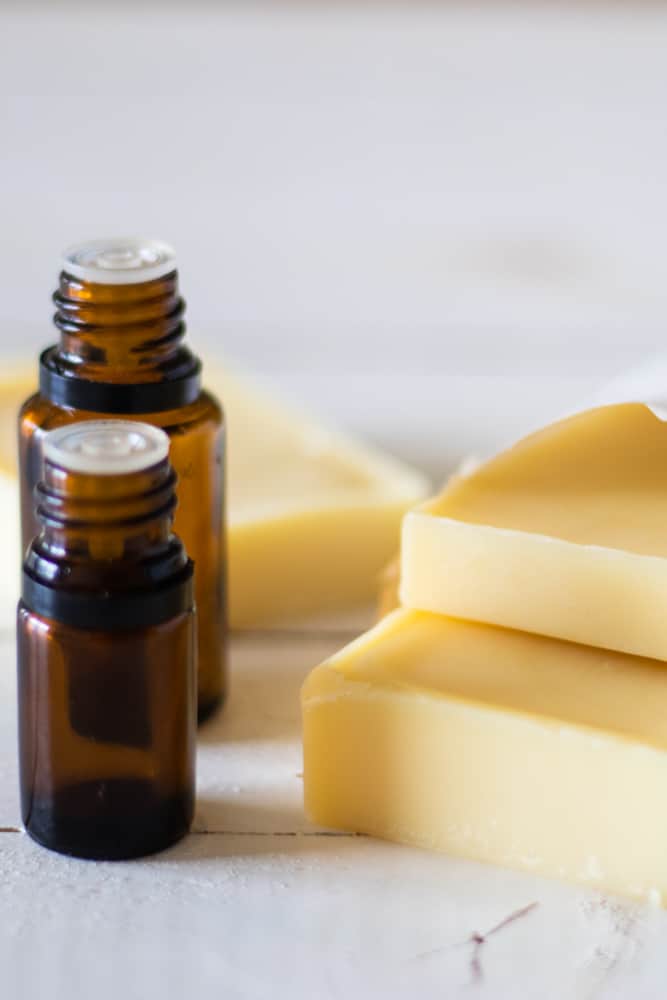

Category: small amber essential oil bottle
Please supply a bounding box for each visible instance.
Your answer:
[18,239,225,723]
[17,421,196,860]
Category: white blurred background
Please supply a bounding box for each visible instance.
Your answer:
[2,2,666,478]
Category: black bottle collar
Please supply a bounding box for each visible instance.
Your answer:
[39,347,202,415]
[21,562,194,631]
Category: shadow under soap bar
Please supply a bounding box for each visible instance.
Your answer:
[402,403,667,661]
[302,609,667,903]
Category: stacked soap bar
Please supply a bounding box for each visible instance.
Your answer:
[402,402,667,659]
[0,365,429,630]
[303,402,667,902]
[303,609,667,902]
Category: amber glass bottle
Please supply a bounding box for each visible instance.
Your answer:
[18,239,225,722]
[17,420,196,860]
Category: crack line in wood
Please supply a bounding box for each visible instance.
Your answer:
[231,628,362,642]
[413,900,539,984]
[0,827,358,838]
[191,830,358,837]
[469,902,539,983]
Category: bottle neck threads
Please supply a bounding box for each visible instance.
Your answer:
[40,270,201,413]
[35,457,177,562]
[22,422,193,630]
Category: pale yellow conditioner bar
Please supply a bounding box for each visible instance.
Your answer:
[302,608,667,903]
[0,365,429,629]
[402,403,667,661]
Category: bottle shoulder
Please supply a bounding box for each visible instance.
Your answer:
[19,394,73,437]
[198,387,224,424]
[19,391,54,423]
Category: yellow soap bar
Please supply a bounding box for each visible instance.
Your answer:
[377,460,478,621]
[214,371,429,627]
[0,365,428,629]
[302,608,667,903]
[402,403,667,661]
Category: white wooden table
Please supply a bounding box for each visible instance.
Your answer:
[9,367,663,1000]
[3,610,667,1000]
[0,371,665,998]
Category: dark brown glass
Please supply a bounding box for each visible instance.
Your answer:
[18,270,226,722]
[17,454,196,860]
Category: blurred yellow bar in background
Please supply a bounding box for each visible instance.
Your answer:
[0,364,429,630]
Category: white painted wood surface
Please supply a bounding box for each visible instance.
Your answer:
[3,4,667,996]
[3,624,667,1000]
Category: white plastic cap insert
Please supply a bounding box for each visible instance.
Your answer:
[44,421,170,476]
[62,238,176,285]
